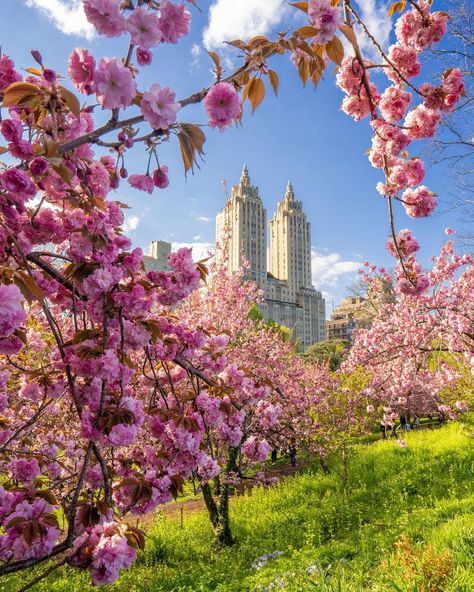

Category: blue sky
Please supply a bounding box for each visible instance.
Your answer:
[2,0,461,309]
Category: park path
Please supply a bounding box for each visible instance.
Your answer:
[126,459,304,531]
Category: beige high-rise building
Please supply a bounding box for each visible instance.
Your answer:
[216,165,267,285]
[216,166,325,349]
[269,181,312,299]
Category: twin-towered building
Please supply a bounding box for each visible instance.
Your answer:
[216,166,326,349]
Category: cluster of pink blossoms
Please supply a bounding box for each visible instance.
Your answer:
[83,0,190,45]
[65,0,244,196]
[386,229,420,259]
[0,284,27,355]
[402,185,437,218]
[395,0,448,50]
[204,82,242,131]
[308,0,342,45]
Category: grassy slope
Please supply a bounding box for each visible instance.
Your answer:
[3,422,474,592]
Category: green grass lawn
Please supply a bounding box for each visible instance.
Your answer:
[3,420,474,591]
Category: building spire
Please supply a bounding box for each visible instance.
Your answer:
[240,163,250,186]
[285,180,294,201]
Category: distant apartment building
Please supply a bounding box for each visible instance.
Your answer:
[325,297,372,344]
[142,240,171,272]
[216,165,325,349]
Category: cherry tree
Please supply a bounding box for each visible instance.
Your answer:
[176,262,330,545]
[0,0,464,586]
[346,236,474,424]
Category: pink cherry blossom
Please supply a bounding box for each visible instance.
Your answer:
[68,48,96,95]
[29,157,48,176]
[126,7,162,49]
[402,185,437,218]
[308,0,343,45]
[341,83,379,121]
[0,284,27,338]
[83,0,126,37]
[94,58,136,109]
[153,166,169,188]
[140,83,181,130]
[89,524,137,585]
[136,47,153,67]
[386,229,420,259]
[87,161,110,198]
[379,86,411,123]
[1,118,22,143]
[395,1,448,50]
[0,54,21,91]
[386,44,421,84]
[10,457,40,483]
[158,1,191,44]
[404,104,440,139]
[0,168,36,197]
[204,82,242,130]
[128,174,155,194]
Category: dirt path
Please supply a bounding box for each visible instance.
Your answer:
[126,459,304,531]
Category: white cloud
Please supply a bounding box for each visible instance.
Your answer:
[123,215,140,233]
[196,215,212,223]
[311,249,361,289]
[171,242,214,262]
[191,44,202,58]
[354,0,392,59]
[203,0,287,51]
[193,235,203,241]
[25,0,94,39]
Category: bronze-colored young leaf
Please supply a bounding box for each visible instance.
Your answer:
[13,272,44,304]
[58,86,81,117]
[64,329,100,347]
[224,39,248,51]
[1,82,40,107]
[268,70,280,96]
[125,526,146,550]
[25,67,42,76]
[248,35,269,47]
[387,0,406,17]
[207,50,223,78]
[248,77,265,113]
[53,163,73,185]
[298,58,311,86]
[326,35,344,65]
[291,1,309,12]
[295,26,319,38]
[177,123,206,175]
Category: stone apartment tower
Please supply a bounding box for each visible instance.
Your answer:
[216,166,325,349]
[215,165,267,285]
[269,181,312,299]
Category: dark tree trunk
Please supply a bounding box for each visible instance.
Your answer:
[216,447,238,546]
[213,474,221,496]
[201,447,239,547]
[201,481,219,530]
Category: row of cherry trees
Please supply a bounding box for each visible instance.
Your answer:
[0,0,468,587]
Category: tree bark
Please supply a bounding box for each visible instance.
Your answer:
[215,447,238,547]
[201,482,219,530]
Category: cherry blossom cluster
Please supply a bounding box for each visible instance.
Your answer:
[329,1,463,261]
